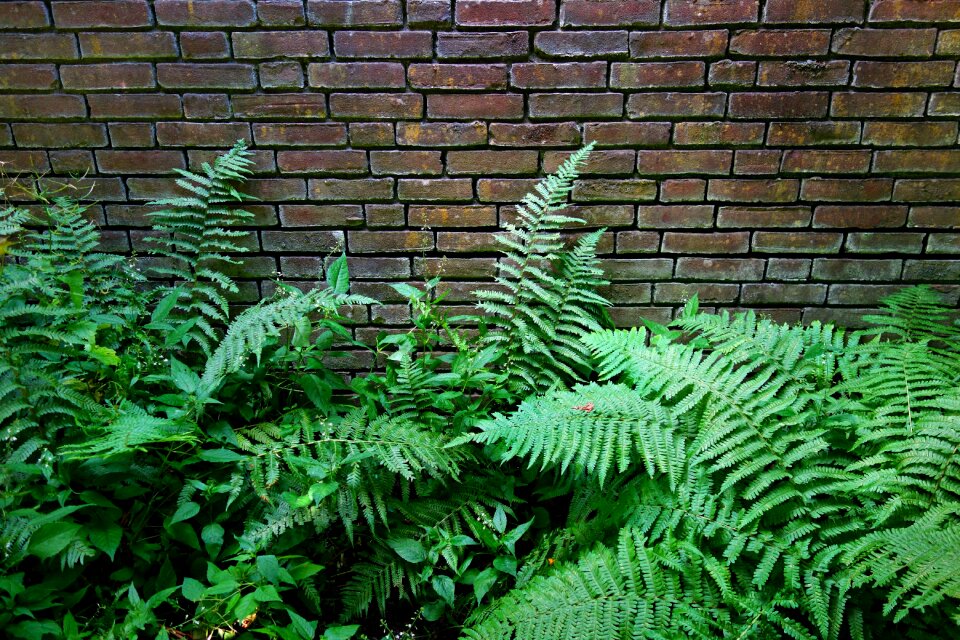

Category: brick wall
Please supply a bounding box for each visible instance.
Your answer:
[3,0,960,337]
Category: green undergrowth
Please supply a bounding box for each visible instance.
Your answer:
[2,141,960,640]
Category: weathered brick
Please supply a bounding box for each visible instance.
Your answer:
[79,32,178,59]
[741,283,826,304]
[233,95,327,119]
[156,122,251,147]
[627,93,726,119]
[874,150,960,174]
[263,230,343,253]
[904,259,960,281]
[853,61,956,88]
[630,30,728,58]
[399,179,474,202]
[277,150,367,175]
[13,123,107,148]
[753,231,842,253]
[612,62,705,88]
[636,205,713,228]
[0,94,86,120]
[763,0,864,23]
[436,32,529,59]
[767,122,861,146]
[869,1,960,23]
[929,93,960,117]
[828,284,913,305]
[410,205,497,228]
[369,150,441,176]
[598,283,653,303]
[833,28,937,57]
[661,178,707,202]
[188,149,275,175]
[572,179,656,202]
[260,61,305,89]
[862,122,958,147]
[88,94,182,120]
[707,60,757,87]
[0,64,57,90]
[730,29,831,56]
[258,0,306,26]
[234,32,330,59]
[157,63,256,90]
[308,62,405,89]
[938,30,960,55]
[602,258,674,280]
[758,61,850,87]
[455,0,556,27]
[561,1,659,26]
[895,179,960,202]
[252,123,346,147]
[155,0,256,26]
[414,257,495,278]
[278,204,363,227]
[802,178,893,202]
[408,0,452,27]
[307,0,402,26]
[734,150,782,175]
[674,122,765,146]
[766,258,812,280]
[365,203,405,227]
[662,232,750,253]
[447,150,539,175]
[96,150,185,174]
[530,93,624,119]
[927,233,960,253]
[409,64,509,90]
[846,232,924,253]
[349,230,433,252]
[427,94,524,120]
[0,150,49,172]
[909,207,960,228]
[708,178,800,203]
[310,178,394,201]
[664,0,759,25]
[585,122,671,147]
[52,1,150,28]
[615,233,660,254]
[0,33,78,60]
[511,62,607,89]
[180,32,229,60]
[656,283,740,304]
[544,150,635,174]
[108,122,154,147]
[717,206,811,227]
[397,121,486,147]
[831,92,927,118]
[637,150,732,175]
[328,93,421,120]
[491,122,581,147]
[781,150,871,174]
[61,63,154,91]
[535,30,628,58]
[812,259,902,281]
[0,2,49,29]
[728,92,829,119]
[183,94,231,120]
[334,31,432,59]
[477,179,540,202]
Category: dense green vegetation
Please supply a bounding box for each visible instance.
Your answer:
[2,143,959,639]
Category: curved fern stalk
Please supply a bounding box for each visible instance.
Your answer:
[862,285,960,346]
[58,402,195,461]
[145,140,256,355]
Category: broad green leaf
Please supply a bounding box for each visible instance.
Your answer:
[88,520,123,560]
[257,555,282,585]
[181,577,205,603]
[432,575,455,607]
[196,449,246,463]
[152,288,182,324]
[387,538,427,563]
[323,625,359,640]
[493,506,507,534]
[170,501,200,524]
[326,254,350,294]
[493,556,517,577]
[29,522,82,560]
[473,568,498,604]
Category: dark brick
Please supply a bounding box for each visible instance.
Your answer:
[758,61,850,87]
[397,121,487,147]
[530,93,623,119]
[436,32,529,60]
[427,94,524,120]
[637,150,732,175]
[455,0,556,27]
[233,32,330,59]
[573,179,657,202]
[717,206,811,227]
[180,32,230,60]
[399,179,474,202]
[763,0,864,23]
[802,179,893,202]
[0,150,49,172]
[661,178,707,202]
[585,122,671,147]
[0,2,49,29]
[734,150,782,175]
[929,93,960,117]
[630,30,728,58]
[278,150,368,175]
[656,283,740,304]
[334,31,432,59]
[13,123,107,148]
[544,149,635,174]
[307,0,402,26]
[233,94,327,120]
[310,178,394,202]
[674,122,765,146]
[662,232,750,253]
[183,94,231,120]
[156,122,251,147]
[408,0,452,27]
[781,150,871,174]
[188,149,275,174]
[535,30,628,58]
[96,150,185,175]
[308,62,405,89]
[728,92,829,119]
[869,1,960,23]
[875,150,960,174]
[664,0,759,25]
[767,122,861,146]
[938,30,960,55]
[39,176,124,201]
[612,62,705,88]
[365,203,405,227]
[708,60,757,87]
[157,63,255,90]
[447,150,539,175]
[511,62,607,89]
[0,33,78,60]
[909,207,960,228]
[410,205,497,228]
[812,259,902,281]
[853,61,956,88]
[753,231,842,253]
[601,258,674,280]
[61,63,154,91]
[87,94,181,120]
[708,178,800,203]
[561,1,659,26]
[903,260,960,282]
[79,32,178,59]
[730,29,831,56]
[767,258,812,280]
[0,94,86,120]
[831,92,927,118]
[262,230,343,253]
[895,179,960,202]
[477,179,539,202]
[741,283,826,304]
[253,123,347,147]
[109,122,154,147]
[491,122,581,147]
[833,28,937,56]
[409,64,509,91]
[0,64,57,90]
[331,93,422,120]
[846,232,924,253]
[258,0,306,26]
[155,0,256,27]
[636,205,713,227]
[260,61,305,90]
[415,257,496,278]
[349,230,433,252]
[52,1,150,28]
[828,284,914,305]
[370,150,442,176]
[863,122,958,147]
[615,233,660,254]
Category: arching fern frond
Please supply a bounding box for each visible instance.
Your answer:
[862,285,960,345]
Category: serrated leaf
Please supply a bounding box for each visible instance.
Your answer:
[181,577,205,602]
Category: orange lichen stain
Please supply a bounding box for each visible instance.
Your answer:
[89,36,103,56]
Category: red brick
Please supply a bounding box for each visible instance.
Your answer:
[853,61,956,88]
[766,258,812,280]
[60,63,154,91]
[708,179,800,203]
[874,150,960,174]
[39,177,124,201]
[109,123,154,147]
[627,93,726,119]
[278,150,368,175]
[661,178,706,202]
[511,62,607,89]
[96,150,185,175]
[180,32,229,60]
[768,122,861,146]
[252,123,346,147]
[530,93,623,119]
[734,150,782,175]
[656,283,741,304]
[79,32,178,60]
[279,205,362,228]
[233,95,326,120]
[307,0,402,26]
[572,179,656,202]
[52,1,150,28]
[370,150,442,176]
[929,93,960,116]
[334,31,432,59]
[409,64,509,90]
[233,32,329,59]
[612,62,705,88]
[414,257,496,278]
[0,94,86,120]
[87,94,181,120]
[708,60,757,87]
[455,0,556,27]
[436,32,529,59]
[636,205,713,227]
[0,151,49,172]
[729,92,829,119]
[0,33,78,60]
[13,123,107,148]
[742,283,826,304]
[258,0,306,26]
[262,230,343,253]
[447,150,539,175]
[308,62,405,89]
[895,179,960,202]
[188,149,275,175]
[410,205,498,228]
[0,64,57,90]
[615,233,660,254]
[408,0,452,27]
[183,94,230,120]
[0,2,49,29]
[477,179,539,201]
[869,1,960,23]
[635,149,729,175]
[490,122,581,147]
[847,232,924,253]
[831,92,927,118]
[629,30,725,59]
[763,0,864,23]
[310,178,394,202]
[436,232,504,253]
[664,0,758,25]
[330,93,422,120]
[663,232,750,254]
[544,149,635,174]
[753,232,842,253]
[585,122,671,147]
[758,61,850,87]
[535,30,629,58]
[350,122,394,147]
[156,122,251,147]
[909,207,960,228]
[398,179,474,202]
[363,204,404,228]
[427,94,524,120]
[155,0,256,26]
[832,28,937,57]
[802,179,894,202]
[812,259,902,281]
[349,230,433,253]
[863,122,959,147]
[730,29,831,56]
[781,150,871,174]
[158,63,256,90]
[260,61,305,89]
[397,121,487,147]
[561,1,659,26]
[674,122,765,146]
[717,206,811,227]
